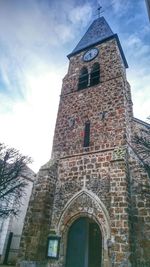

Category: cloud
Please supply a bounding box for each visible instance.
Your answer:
[0,0,94,171]
[0,0,93,100]
[128,68,150,120]
[0,64,66,171]
[125,33,150,121]
[125,35,150,59]
[110,0,131,15]
[0,0,149,172]
[69,3,93,26]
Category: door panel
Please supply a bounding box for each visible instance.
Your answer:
[65,217,102,267]
[88,222,102,267]
[65,218,88,267]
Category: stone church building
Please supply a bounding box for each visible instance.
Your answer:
[18,17,150,267]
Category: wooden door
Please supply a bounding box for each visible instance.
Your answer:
[65,217,102,267]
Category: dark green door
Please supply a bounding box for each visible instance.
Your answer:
[88,222,102,267]
[65,217,102,267]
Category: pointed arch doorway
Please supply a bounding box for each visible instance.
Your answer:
[65,217,102,267]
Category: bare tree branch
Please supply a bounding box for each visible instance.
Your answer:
[0,143,32,218]
[132,122,150,179]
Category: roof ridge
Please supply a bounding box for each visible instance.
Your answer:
[133,117,150,127]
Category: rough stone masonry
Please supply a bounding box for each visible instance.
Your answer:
[18,17,150,267]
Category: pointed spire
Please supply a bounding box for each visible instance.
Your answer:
[67,16,128,68]
[68,17,114,56]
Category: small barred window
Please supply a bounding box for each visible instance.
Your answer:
[83,121,90,147]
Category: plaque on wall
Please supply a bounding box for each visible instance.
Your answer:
[47,236,61,259]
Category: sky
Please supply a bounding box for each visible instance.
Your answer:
[0,0,149,172]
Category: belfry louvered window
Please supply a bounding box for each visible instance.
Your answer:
[90,63,100,86]
[78,67,88,90]
[83,121,90,147]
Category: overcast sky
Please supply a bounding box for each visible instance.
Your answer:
[0,0,149,172]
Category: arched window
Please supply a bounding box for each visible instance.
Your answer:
[78,67,88,90]
[90,63,100,86]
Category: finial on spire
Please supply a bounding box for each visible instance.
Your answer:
[97,4,102,18]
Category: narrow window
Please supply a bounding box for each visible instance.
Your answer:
[83,121,90,147]
[78,67,88,90]
[90,63,100,86]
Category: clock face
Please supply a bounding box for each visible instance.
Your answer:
[83,48,99,62]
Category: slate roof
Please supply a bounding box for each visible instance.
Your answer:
[67,16,128,68]
[73,17,114,54]
[133,117,150,128]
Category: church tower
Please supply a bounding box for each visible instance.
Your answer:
[18,16,150,267]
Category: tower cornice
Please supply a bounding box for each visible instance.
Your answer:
[67,34,128,68]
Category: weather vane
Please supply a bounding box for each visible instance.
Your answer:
[97,4,103,18]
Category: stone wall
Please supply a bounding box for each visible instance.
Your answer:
[129,119,150,266]
[52,38,130,158]
[18,160,58,266]
[48,37,133,266]
[19,34,150,267]
[48,147,132,267]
